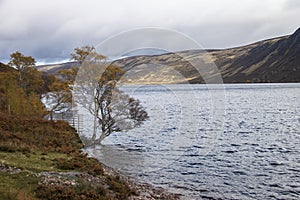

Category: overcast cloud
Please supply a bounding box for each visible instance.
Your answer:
[0,0,299,64]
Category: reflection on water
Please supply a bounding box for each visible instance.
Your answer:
[83,83,300,200]
[87,144,146,172]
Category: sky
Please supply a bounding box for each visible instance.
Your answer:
[0,0,299,64]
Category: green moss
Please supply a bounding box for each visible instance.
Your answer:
[0,151,70,172]
[0,172,38,200]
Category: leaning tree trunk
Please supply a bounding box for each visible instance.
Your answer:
[92,113,97,141]
[92,101,98,141]
[96,133,107,144]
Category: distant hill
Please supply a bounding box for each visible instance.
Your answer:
[0,62,16,73]
[36,62,78,74]
[37,28,300,83]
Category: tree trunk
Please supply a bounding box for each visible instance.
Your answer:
[92,114,97,141]
[97,133,107,144]
[92,103,98,141]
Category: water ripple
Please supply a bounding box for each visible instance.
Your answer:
[83,84,300,200]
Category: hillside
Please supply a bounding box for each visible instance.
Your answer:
[0,62,16,73]
[36,61,78,74]
[37,28,300,83]
[0,112,176,199]
[0,62,179,200]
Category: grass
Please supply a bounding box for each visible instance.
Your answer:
[0,172,38,200]
[0,112,137,199]
[0,151,70,172]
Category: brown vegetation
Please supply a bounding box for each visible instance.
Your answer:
[0,51,177,199]
[0,111,140,199]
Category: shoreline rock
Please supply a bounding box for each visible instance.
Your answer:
[34,163,181,200]
[102,164,182,200]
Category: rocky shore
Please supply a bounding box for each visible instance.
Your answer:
[0,112,181,199]
[102,165,181,200]
[1,162,180,199]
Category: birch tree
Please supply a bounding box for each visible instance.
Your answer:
[71,46,108,140]
[72,46,148,144]
[8,51,36,91]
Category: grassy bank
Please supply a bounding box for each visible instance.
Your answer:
[0,62,179,200]
[0,112,137,200]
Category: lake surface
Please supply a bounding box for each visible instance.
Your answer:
[82,83,300,200]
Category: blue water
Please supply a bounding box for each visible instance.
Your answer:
[83,83,300,200]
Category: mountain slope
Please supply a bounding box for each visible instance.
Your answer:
[113,28,299,83]
[217,28,300,82]
[37,28,300,83]
[36,62,78,74]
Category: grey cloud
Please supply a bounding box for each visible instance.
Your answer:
[284,0,300,9]
[0,0,299,64]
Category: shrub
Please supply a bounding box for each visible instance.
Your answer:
[55,155,104,175]
[36,184,108,200]
[0,112,83,154]
[36,185,76,200]
[106,175,137,199]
